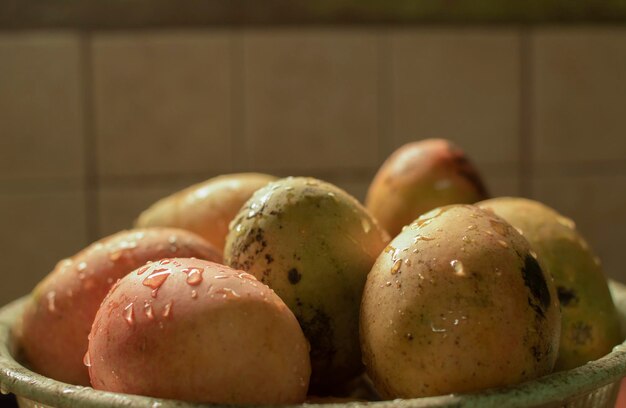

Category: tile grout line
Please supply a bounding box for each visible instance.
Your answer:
[80,31,100,242]
[519,27,533,198]
[230,30,246,172]
[375,29,385,165]
[377,28,393,164]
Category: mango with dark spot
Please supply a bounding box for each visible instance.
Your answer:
[366,139,489,238]
[521,254,551,319]
[360,205,560,398]
[224,177,389,392]
[478,197,622,370]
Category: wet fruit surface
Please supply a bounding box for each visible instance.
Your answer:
[87,258,310,405]
[16,228,221,386]
[360,205,561,398]
[224,177,389,393]
[478,197,622,370]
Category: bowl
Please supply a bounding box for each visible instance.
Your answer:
[1,281,626,408]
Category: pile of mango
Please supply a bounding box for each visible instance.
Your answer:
[15,139,621,404]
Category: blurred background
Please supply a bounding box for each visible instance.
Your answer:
[0,2,625,305]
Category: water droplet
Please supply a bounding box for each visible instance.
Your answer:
[490,220,508,236]
[405,333,414,340]
[109,250,124,261]
[77,261,87,271]
[191,289,198,299]
[497,240,509,249]
[83,352,91,367]
[361,218,371,233]
[451,260,465,276]
[414,235,434,243]
[467,225,477,231]
[123,303,134,326]
[486,230,494,236]
[416,218,433,228]
[216,288,240,299]
[214,274,230,280]
[246,191,273,219]
[514,227,524,236]
[305,180,318,186]
[143,301,154,320]
[162,301,173,318]
[390,259,401,275]
[238,272,257,281]
[143,268,172,290]
[431,323,446,333]
[58,258,73,268]
[557,215,576,229]
[119,240,132,249]
[46,291,56,313]
[529,250,538,259]
[404,259,412,267]
[137,265,150,275]
[168,235,177,245]
[182,267,204,286]
[385,281,392,287]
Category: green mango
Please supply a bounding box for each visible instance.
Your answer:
[225,177,389,392]
[479,197,622,370]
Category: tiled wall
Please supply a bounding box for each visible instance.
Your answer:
[1,27,625,304]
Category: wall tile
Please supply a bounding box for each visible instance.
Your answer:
[390,29,521,167]
[532,28,626,165]
[242,29,379,172]
[0,32,84,182]
[0,191,87,304]
[92,31,232,177]
[531,173,626,282]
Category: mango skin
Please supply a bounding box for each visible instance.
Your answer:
[478,197,622,370]
[224,177,389,392]
[16,228,221,386]
[366,139,489,238]
[88,258,311,404]
[136,173,277,251]
[360,205,561,398]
